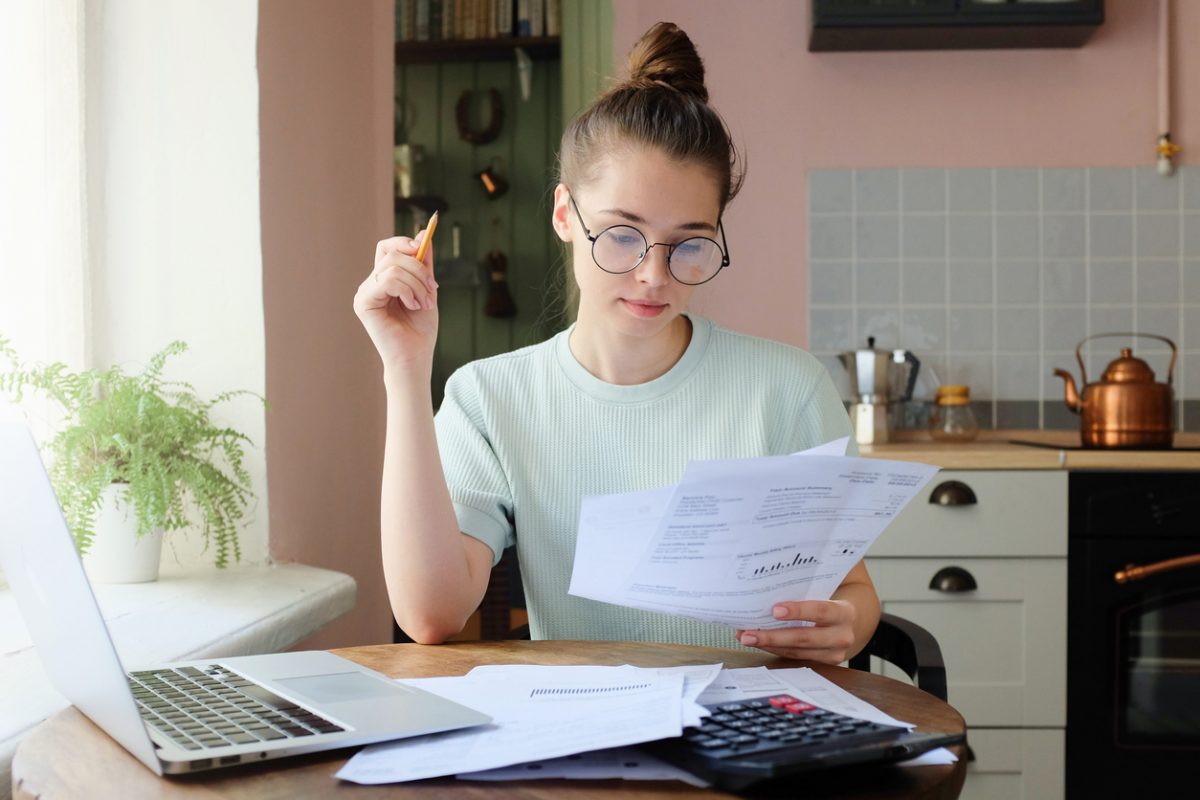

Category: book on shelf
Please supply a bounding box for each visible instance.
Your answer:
[396,0,417,41]
[465,0,478,40]
[429,0,444,40]
[415,0,430,41]
[494,0,513,37]
[530,0,544,37]
[399,0,553,43]
[515,0,541,37]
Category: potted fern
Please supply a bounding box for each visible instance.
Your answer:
[0,338,262,581]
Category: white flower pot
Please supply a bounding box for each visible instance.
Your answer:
[81,484,164,584]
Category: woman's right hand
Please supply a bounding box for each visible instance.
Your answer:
[353,228,439,370]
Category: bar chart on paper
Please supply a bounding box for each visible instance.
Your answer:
[738,539,863,581]
[740,549,820,580]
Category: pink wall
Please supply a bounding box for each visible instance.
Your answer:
[259,0,395,649]
[251,0,1196,648]
[613,0,1199,346]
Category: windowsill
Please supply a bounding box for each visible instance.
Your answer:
[0,561,355,790]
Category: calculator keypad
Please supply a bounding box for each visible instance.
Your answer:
[681,694,901,759]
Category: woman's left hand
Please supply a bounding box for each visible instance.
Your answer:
[736,599,858,665]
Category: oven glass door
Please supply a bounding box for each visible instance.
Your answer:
[1118,588,1200,747]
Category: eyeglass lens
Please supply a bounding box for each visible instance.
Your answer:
[592,225,724,285]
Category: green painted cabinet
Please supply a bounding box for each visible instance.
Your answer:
[393,1,611,406]
[396,54,564,405]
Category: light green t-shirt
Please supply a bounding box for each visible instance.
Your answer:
[433,315,854,646]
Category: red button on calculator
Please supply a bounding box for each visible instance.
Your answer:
[768,695,816,713]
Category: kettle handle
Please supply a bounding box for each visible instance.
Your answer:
[1074,332,1177,386]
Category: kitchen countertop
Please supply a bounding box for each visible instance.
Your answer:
[860,429,1200,470]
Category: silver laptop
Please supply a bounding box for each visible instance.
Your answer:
[0,420,491,775]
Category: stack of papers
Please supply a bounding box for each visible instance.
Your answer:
[335,663,955,785]
[336,663,716,784]
[568,438,939,629]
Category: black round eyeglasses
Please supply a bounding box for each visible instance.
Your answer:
[569,196,731,286]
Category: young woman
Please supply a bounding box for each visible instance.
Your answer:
[353,22,880,664]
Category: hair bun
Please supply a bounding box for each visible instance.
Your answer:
[625,21,708,103]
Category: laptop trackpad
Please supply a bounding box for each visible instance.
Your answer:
[275,672,408,704]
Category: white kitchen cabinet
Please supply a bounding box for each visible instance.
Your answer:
[961,729,1065,800]
[871,470,1067,557]
[864,470,1067,800]
[864,558,1066,727]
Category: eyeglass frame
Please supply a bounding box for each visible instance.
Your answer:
[568,194,731,286]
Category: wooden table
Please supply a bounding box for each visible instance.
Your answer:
[12,641,967,799]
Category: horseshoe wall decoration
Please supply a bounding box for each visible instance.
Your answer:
[455,88,505,145]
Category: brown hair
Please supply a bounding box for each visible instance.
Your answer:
[557,21,744,213]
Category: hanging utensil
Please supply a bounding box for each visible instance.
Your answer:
[483,217,516,318]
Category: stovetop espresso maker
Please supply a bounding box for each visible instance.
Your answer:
[838,337,920,445]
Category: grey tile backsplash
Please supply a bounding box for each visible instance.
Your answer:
[808,166,1200,430]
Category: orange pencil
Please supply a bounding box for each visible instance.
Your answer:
[415,211,439,263]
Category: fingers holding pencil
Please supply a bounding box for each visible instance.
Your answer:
[358,214,440,314]
[353,213,444,368]
[404,211,439,304]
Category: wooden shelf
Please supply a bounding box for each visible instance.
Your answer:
[395,36,560,64]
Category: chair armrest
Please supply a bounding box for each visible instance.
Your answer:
[849,612,948,702]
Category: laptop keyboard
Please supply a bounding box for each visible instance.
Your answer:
[128,665,345,750]
[680,694,903,759]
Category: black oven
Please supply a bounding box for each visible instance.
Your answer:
[1067,471,1200,799]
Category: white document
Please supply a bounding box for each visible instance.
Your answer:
[466,662,721,728]
[768,667,912,728]
[457,746,710,786]
[569,441,939,629]
[335,665,686,785]
[692,665,796,706]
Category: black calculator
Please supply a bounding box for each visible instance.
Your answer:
[640,693,965,792]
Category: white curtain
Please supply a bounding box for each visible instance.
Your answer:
[0,0,89,586]
[0,0,91,387]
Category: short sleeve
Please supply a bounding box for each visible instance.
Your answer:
[795,350,858,456]
[433,369,515,565]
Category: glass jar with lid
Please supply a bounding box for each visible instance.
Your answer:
[929,384,980,443]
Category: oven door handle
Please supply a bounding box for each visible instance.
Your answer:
[1114,553,1200,584]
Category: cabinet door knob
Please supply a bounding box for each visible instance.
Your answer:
[929,565,978,593]
[928,480,978,506]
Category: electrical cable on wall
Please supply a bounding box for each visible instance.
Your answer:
[1157,0,1181,176]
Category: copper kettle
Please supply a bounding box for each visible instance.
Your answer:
[1053,333,1176,449]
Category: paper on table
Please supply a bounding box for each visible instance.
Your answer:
[467,662,722,728]
[769,667,912,728]
[692,665,794,706]
[457,746,710,787]
[896,748,959,766]
[334,665,685,784]
[569,440,939,629]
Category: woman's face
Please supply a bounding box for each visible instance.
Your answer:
[552,147,723,343]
